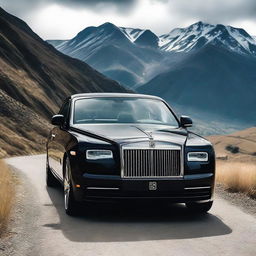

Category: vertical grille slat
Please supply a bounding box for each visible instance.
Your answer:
[123,149,181,178]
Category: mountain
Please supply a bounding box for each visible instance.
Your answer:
[0,8,128,157]
[47,39,68,48]
[47,23,164,87]
[48,21,256,133]
[159,21,256,55]
[134,30,159,48]
[138,43,256,126]
[48,22,256,89]
[119,27,145,42]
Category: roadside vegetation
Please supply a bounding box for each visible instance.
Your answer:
[216,161,256,199]
[0,160,15,237]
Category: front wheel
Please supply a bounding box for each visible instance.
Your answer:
[186,201,213,213]
[64,157,79,216]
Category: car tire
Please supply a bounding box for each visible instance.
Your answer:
[185,201,213,213]
[46,160,58,187]
[64,157,79,216]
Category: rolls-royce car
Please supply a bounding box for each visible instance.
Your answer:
[46,93,215,216]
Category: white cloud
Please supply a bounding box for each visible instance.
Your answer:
[1,0,256,39]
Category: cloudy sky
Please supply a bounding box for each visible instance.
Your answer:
[1,0,256,39]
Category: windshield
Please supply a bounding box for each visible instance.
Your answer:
[73,97,178,127]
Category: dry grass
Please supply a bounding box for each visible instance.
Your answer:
[216,161,256,198]
[0,160,15,236]
[208,127,256,163]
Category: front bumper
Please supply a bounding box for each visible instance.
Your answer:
[73,173,215,203]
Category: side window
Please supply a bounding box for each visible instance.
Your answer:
[59,101,70,126]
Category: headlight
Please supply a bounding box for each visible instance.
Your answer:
[187,152,208,162]
[86,150,113,160]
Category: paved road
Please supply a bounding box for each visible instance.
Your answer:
[6,155,256,256]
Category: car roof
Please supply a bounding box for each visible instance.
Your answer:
[69,93,163,101]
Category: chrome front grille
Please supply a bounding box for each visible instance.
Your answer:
[122,149,181,178]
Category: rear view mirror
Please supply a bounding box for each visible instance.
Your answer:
[180,115,193,128]
[51,114,64,126]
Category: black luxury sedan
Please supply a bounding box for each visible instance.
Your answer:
[46,93,215,216]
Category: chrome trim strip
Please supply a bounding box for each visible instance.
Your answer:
[184,186,211,190]
[194,199,213,203]
[86,187,120,190]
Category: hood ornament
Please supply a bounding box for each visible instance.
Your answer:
[148,132,155,148]
[132,126,156,148]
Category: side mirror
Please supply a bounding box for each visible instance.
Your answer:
[51,114,64,126]
[180,115,193,128]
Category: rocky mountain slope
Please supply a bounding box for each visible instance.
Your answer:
[0,8,128,157]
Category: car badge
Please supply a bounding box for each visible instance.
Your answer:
[149,181,157,191]
[149,139,155,148]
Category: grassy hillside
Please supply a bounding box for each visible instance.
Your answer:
[0,8,128,157]
[208,127,256,198]
[0,91,51,157]
[208,127,256,163]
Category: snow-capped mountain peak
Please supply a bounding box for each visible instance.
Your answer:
[159,22,256,55]
[51,21,256,57]
[119,27,159,48]
[159,21,214,51]
[119,27,145,42]
[47,20,256,90]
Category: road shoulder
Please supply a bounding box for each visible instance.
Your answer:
[215,184,256,217]
[0,167,41,256]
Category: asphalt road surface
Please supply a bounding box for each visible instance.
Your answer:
[6,155,256,256]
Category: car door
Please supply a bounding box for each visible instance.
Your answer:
[48,100,70,180]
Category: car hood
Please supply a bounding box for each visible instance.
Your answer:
[71,124,188,146]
